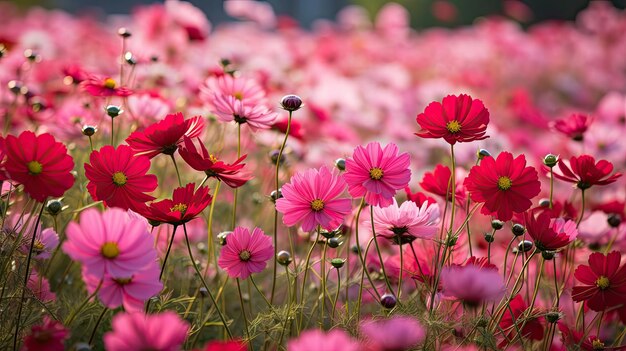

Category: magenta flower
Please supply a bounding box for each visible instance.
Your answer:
[104,311,189,351]
[360,316,426,351]
[218,227,273,279]
[62,208,156,278]
[22,316,68,351]
[344,142,411,207]
[365,198,440,245]
[83,262,163,312]
[276,166,352,232]
[440,264,505,307]
[287,329,361,351]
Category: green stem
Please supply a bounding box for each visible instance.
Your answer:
[352,198,367,317]
[320,241,327,328]
[331,268,341,321]
[249,275,272,309]
[271,110,292,304]
[65,280,103,326]
[170,154,182,187]
[277,265,293,347]
[13,203,45,350]
[207,181,221,276]
[89,307,108,345]
[549,168,554,209]
[397,243,404,299]
[182,223,233,338]
[576,189,586,227]
[370,205,394,295]
[236,278,250,342]
[298,228,320,333]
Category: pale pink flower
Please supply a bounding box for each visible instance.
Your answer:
[104,311,189,351]
[287,329,360,351]
[83,262,163,312]
[360,316,426,351]
[27,270,56,302]
[201,75,266,109]
[276,166,352,232]
[62,208,156,278]
[344,142,411,207]
[440,264,505,306]
[212,96,277,131]
[365,198,440,245]
[218,227,273,279]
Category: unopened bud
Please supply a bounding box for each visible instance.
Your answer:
[280,94,303,112]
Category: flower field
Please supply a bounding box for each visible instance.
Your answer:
[2,1,626,350]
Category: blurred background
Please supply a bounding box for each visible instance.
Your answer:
[7,0,626,28]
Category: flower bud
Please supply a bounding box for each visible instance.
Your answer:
[350,245,360,254]
[105,105,123,118]
[543,154,558,168]
[124,52,136,65]
[8,80,23,95]
[23,49,41,62]
[331,258,345,269]
[334,158,346,171]
[270,189,282,203]
[75,343,93,351]
[608,214,622,228]
[380,293,397,309]
[518,240,533,253]
[538,198,551,208]
[512,223,525,236]
[541,250,555,260]
[491,220,504,230]
[477,149,491,160]
[277,250,292,266]
[217,231,232,246]
[445,235,458,247]
[148,219,161,227]
[82,125,97,137]
[484,233,494,243]
[269,150,285,165]
[117,27,132,38]
[46,200,64,216]
[546,311,561,323]
[327,237,341,248]
[320,229,335,239]
[199,287,209,297]
[280,94,303,112]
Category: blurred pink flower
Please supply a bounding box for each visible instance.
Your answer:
[287,329,360,351]
[276,166,352,232]
[360,315,426,351]
[344,142,411,207]
[22,316,68,351]
[27,270,56,302]
[63,208,156,278]
[104,311,189,351]
[440,264,505,306]
[365,198,440,245]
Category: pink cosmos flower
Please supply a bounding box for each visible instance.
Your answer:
[344,142,411,207]
[62,208,156,278]
[212,97,277,131]
[360,316,426,351]
[440,264,505,307]
[287,329,361,351]
[218,226,273,279]
[201,75,266,108]
[276,166,352,232]
[365,198,440,245]
[104,311,189,351]
[83,262,163,312]
[18,220,58,259]
[27,270,56,302]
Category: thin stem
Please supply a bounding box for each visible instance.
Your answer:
[170,154,182,187]
[249,275,272,309]
[236,278,250,342]
[13,203,45,350]
[271,110,292,304]
[277,265,293,347]
[231,124,242,230]
[110,117,114,146]
[576,189,586,227]
[88,136,94,152]
[298,229,320,333]
[320,240,328,328]
[370,205,394,295]
[549,168,554,209]
[65,280,103,326]
[182,223,233,338]
[206,181,221,276]
[89,307,108,345]
[331,267,341,321]
[397,243,404,299]
[352,198,367,317]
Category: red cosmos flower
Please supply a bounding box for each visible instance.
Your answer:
[139,183,212,225]
[553,155,622,190]
[84,145,157,210]
[0,136,9,181]
[271,117,304,140]
[179,137,251,188]
[81,75,133,97]
[499,294,543,347]
[125,112,205,159]
[524,211,577,251]
[464,152,541,221]
[416,94,489,144]
[22,316,69,351]
[572,251,626,312]
[5,131,74,202]
[551,113,593,141]
[419,164,465,203]
[197,340,247,351]
[404,187,436,207]
[558,323,602,351]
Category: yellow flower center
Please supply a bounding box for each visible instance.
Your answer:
[33,240,45,254]
[27,161,43,175]
[446,120,462,133]
[101,242,120,259]
[311,199,325,211]
[233,91,243,100]
[209,154,218,163]
[497,176,512,190]
[592,339,605,350]
[112,172,127,186]
[170,203,188,214]
[113,277,133,285]
[596,276,610,290]
[239,250,251,261]
[103,78,117,89]
[369,167,384,180]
